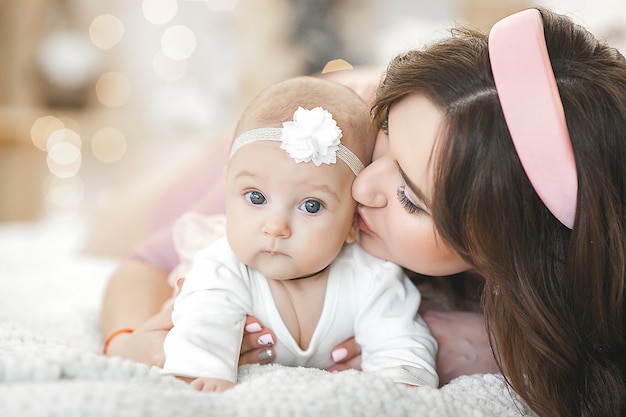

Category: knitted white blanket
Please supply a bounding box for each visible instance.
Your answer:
[0,220,534,417]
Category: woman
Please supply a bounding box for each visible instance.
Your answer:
[102,6,625,415]
[359,7,625,416]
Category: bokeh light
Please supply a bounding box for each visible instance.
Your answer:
[143,0,178,25]
[45,128,82,178]
[95,72,131,107]
[152,50,188,81]
[31,115,64,151]
[161,25,197,61]
[89,14,125,50]
[57,116,81,135]
[42,169,85,221]
[91,127,127,163]
[46,128,81,152]
[47,143,82,178]
[37,31,98,89]
[44,176,84,209]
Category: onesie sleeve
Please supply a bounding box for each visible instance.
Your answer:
[354,260,439,387]
[162,240,251,383]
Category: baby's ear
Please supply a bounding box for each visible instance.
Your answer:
[345,215,358,244]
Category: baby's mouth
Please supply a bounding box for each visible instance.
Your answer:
[263,248,283,256]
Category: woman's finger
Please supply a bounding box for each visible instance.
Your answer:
[325,337,362,372]
[330,337,361,363]
[326,355,362,372]
[240,316,276,365]
[239,346,276,366]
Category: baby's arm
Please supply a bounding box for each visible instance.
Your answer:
[163,245,251,390]
[355,263,438,387]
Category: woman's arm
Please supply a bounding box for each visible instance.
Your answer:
[100,260,174,365]
[100,137,231,365]
[101,259,277,367]
[101,261,173,336]
[422,311,499,385]
[328,311,498,386]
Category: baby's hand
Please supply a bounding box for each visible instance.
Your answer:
[189,377,235,392]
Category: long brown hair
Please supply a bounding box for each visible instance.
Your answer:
[374,7,626,417]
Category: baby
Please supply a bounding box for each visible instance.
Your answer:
[162,76,437,392]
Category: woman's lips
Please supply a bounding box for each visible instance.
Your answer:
[357,207,375,236]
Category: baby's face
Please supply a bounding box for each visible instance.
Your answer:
[225,141,357,280]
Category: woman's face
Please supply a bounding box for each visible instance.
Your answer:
[352,94,470,276]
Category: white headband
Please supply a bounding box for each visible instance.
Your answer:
[229,107,365,176]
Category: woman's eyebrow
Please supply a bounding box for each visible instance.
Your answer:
[396,161,432,208]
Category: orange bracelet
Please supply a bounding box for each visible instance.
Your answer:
[102,328,134,355]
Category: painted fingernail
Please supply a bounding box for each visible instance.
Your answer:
[331,347,348,362]
[245,322,262,333]
[257,334,274,346]
[258,348,273,362]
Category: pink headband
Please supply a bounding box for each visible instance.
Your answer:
[489,9,578,228]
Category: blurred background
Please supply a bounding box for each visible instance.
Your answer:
[1,0,625,255]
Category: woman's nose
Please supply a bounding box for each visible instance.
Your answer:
[352,157,389,208]
[262,215,291,238]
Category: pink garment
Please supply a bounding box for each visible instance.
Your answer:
[131,136,230,272]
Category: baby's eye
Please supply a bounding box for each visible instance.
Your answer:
[245,191,266,205]
[299,199,324,214]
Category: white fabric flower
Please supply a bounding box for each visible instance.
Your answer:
[280,107,343,166]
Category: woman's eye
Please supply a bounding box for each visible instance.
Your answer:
[396,185,425,215]
[245,191,266,205]
[299,199,324,214]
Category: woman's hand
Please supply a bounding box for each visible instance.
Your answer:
[320,67,383,106]
[326,338,362,373]
[422,310,499,385]
[104,276,276,367]
[104,307,276,368]
[324,311,499,386]
[239,316,276,365]
[104,305,173,366]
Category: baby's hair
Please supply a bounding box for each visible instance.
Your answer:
[234,76,376,166]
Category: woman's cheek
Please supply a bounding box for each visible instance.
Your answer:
[388,216,469,276]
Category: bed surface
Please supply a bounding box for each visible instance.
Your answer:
[0,219,534,416]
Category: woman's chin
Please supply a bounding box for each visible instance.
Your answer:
[359,234,468,277]
[358,234,389,260]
